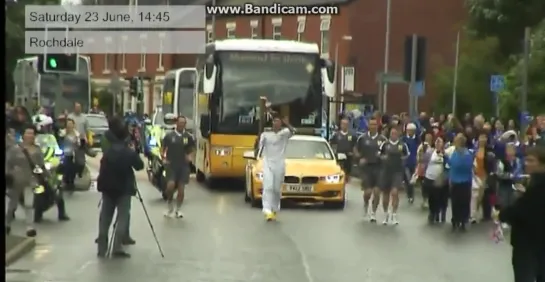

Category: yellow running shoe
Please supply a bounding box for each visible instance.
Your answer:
[265,212,276,222]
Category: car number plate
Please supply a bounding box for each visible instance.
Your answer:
[90,180,97,192]
[284,184,313,192]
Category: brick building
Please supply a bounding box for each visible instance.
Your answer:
[88,0,208,114]
[89,0,466,114]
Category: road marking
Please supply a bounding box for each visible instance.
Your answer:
[284,234,314,282]
[216,196,225,215]
[75,260,97,275]
[211,227,222,246]
[33,245,51,261]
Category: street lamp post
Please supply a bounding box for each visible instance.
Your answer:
[333,35,353,119]
[381,0,392,113]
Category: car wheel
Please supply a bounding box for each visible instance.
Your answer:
[196,170,206,183]
[249,186,261,208]
[250,197,262,208]
[244,178,251,203]
[244,190,251,203]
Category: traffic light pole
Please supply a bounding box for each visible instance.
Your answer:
[127,75,149,117]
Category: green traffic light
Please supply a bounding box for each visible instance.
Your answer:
[48,58,57,68]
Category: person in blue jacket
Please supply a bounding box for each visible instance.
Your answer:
[447,133,474,232]
[402,123,420,204]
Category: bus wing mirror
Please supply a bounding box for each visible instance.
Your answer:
[337,153,347,161]
[320,59,335,98]
[243,150,256,159]
[204,62,216,94]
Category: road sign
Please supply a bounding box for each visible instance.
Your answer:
[490,75,505,93]
[375,72,406,84]
[411,81,425,97]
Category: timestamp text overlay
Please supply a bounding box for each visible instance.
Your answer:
[25,5,205,29]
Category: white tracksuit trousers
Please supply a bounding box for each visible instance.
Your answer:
[261,161,285,214]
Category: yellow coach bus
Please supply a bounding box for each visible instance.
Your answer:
[193,39,335,185]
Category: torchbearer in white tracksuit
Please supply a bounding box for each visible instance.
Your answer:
[259,113,295,221]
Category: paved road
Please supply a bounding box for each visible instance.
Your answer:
[7,165,514,282]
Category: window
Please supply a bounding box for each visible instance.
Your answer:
[342,66,355,92]
[103,54,112,73]
[157,32,165,72]
[272,17,282,40]
[319,18,331,58]
[206,24,213,43]
[226,22,236,39]
[140,53,146,71]
[119,35,125,73]
[297,16,306,41]
[250,20,258,39]
[162,76,175,113]
[103,36,112,73]
[139,33,147,71]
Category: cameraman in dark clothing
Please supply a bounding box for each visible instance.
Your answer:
[96,117,144,258]
[495,146,545,282]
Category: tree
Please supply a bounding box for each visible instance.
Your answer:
[6,0,61,101]
[467,0,545,55]
[432,36,507,117]
[500,19,545,118]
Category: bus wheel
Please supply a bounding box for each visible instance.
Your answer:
[189,163,196,173]
[196,170,205,183]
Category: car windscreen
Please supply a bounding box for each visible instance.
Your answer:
[260,139,333,160]
[86,115,108,128]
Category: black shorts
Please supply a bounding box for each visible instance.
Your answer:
[340,156,353,175]
[379,170,403,191]
[360,164,381,189]
[164,165,190,186]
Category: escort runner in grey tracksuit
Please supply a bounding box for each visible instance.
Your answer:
[356,132,388,189]
[378,131,410,225]
[379,139,410,190]
[330,130,357,176]
[356,131,388,222]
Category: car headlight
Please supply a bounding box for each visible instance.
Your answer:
[44,163,52,170]
[325,174,342,184]
[213,146,232,156]
[254,171,264,181]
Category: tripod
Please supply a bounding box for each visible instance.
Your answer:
[102,185,165,258]
[134,185,165,258]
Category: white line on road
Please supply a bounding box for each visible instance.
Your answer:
[216,196,226,215]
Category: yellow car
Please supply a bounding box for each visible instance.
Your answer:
[243,135,347,209]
